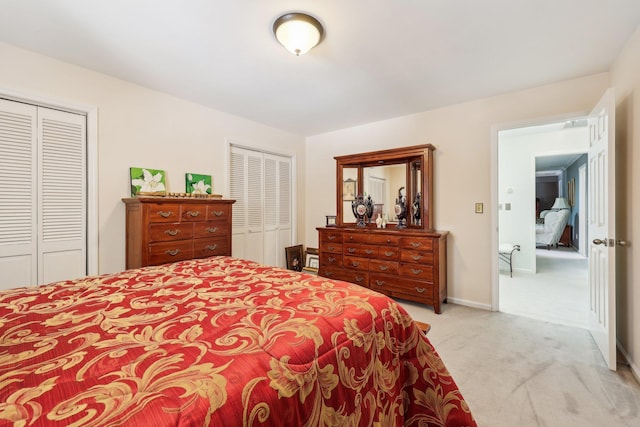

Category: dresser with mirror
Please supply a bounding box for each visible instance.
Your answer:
[317,144,448,313]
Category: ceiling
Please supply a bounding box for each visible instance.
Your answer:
[2,1,640,137]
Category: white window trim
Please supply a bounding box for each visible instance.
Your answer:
[0,86,99,276]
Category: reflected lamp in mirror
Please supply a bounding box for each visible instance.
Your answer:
[551,197,570,210]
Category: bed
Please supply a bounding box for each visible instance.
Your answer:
[0,256,476,426]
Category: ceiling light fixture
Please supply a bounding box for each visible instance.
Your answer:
[273,12,324,56]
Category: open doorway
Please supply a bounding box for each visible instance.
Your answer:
[496,118,589,328]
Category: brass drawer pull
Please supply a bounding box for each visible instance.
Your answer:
[186,210,200,217]
[328,246,336,251]
[355,276,365,283]
[411,255,423,261]
[374,280,385,286]
[379,265,389,271]
[351,262,361,267]
[349,236,354,240]
[328,235,336,241]
[166,249,180,256]
[410,242,422,248]
[415,287,426,293]
[365,249,374,255]
[386,239,391,244]
[347,248,356,253]
[164,229,180,236]
[212,211,224,217]
[206,227,219,233]
[206,244,218,251]
[158,211,173,218]
[410,268,423,275]
[328,256,336,262]
[384,251,395,257]
[326,272,333,277]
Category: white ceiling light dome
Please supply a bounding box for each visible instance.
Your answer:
[273,12,324,56]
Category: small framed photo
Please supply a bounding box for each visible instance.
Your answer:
[285,244,304,272]
[305,247,319,269]
[130,167,167,196]
[326,215,337,227]
[342,178,356,201]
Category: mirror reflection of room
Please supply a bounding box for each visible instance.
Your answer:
[363,164,406,223]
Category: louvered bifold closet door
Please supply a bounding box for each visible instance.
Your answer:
[0,99,38,289]
[230,146,264,262]
[276,156,292,266]
[37,107,86,285]
[263,154,293,267]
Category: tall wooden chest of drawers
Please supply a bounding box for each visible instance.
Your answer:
[123,197,235,269]
[317,227,448,313]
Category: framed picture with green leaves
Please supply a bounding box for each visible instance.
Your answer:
[130,167,167,196]
[185,173,212,194]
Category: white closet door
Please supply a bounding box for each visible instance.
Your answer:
[38,107,86,284]
[230,146,264,262]
[0,99,86,289]
[0,99,38,288]
[230,145,292,266]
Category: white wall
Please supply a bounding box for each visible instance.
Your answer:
[610,24,640,382]
[498,126,588,273]
[305,73,609,308]
[0,42,306,275]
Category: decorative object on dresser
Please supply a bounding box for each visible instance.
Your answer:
[319,144,449,313]
[350,194,374,227]
[129,167,167,196]
[185,172,212,194]
[122,197,234,268]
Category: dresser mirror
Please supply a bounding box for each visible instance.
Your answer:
[334,144,434,231]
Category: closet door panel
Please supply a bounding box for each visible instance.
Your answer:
[0,99,37,289]
[38,107,86,285]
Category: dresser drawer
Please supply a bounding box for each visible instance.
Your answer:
[320,242,342,254]
[320,230,343,243]
[400,250,434,264]
[343,233,370,244]
[207,204,231,221]
[343,256,369,270]
[320,266,349,282]
[148,240,193,265]
[369,259,399,275]
[378,247,400,260]
[399,263,434,280]
[182,204,207,221]
[194,222,228,238]
[368,234,399,247]
[369,274,434,301]
[148,223,194,243]
[193,237,229,258]
[343,243,378,258]
[147,204,181,223]
[321,252,342,267]
[399,236,434,251]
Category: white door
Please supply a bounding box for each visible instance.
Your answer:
[230,145,292,266]
[587,88,616,370]
[0,99,87,289]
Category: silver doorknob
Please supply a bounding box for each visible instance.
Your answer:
[593,238,608,246]
[616,240,629,247]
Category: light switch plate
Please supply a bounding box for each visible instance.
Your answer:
[475,203,483,214]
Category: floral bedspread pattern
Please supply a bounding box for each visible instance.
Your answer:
[0,256,476,426]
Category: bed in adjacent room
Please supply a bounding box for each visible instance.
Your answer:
[0,256,475,426]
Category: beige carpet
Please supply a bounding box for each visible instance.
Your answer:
[398,300,640,426]
[499,247,589,329]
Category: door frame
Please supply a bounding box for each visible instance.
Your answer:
[0,86,99,277]
[490,111,588,311]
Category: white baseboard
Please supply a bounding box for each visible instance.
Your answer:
[447,297,492,311]
[616,339,640,383]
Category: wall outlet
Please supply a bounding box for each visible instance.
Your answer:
[505,203,511,211]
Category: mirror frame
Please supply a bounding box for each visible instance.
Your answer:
[334,144,435,231]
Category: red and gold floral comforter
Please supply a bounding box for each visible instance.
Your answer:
[0,256,475,426]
